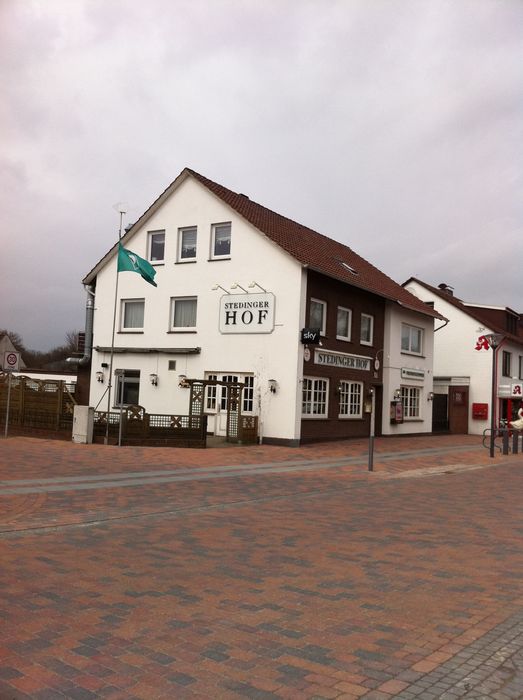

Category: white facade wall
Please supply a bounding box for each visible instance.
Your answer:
[89,178,305,442]
[404,281,523,435]
[381,303,435,435]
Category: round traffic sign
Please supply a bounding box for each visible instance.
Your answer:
[6,353,18,367]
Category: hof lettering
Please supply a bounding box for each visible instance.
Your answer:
[219,293,275,334]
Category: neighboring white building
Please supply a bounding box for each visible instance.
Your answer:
[404,278,523,435]
[82,168,441,445]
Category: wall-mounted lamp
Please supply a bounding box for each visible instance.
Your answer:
[150,373,158,386]
[427,391,434,402]
[268,379,278,394]
[211,284,230,294]
[248,281,267,292]
[231,282,248,293]
[393,388,401,400]
[96,371,104,383]
[178,374,189,388]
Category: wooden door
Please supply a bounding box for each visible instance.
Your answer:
[448,386,468,434]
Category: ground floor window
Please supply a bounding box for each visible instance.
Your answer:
[302,377,328,417]
[339,380,363,418]
[115,370,140,406]
[401,386,420,418]
[242,375,255,413]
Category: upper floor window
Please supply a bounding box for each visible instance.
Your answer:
[178,226,197,261]
[302,377,328,417]
[310,299,327,336]
[211,222,231,259]
[339,381,363,418]
[502,351,511,377]
[336,306,352,341]
[171,296,197,331]
[121,299,144,331]
[519,356,523,380]
[148,230,165,262]
[360,313,374,346]
[401,323,423,355]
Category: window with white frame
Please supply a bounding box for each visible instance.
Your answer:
[302,377,328,417]
[115,370,140,406]
[401,386,420,419]
[336,306,352,341]
[121,299,145,331]
[170,297,197,331]
[211,222,231,258]
[401,323,423,355]
[205,374,218,411]
[178,226,197,261]
[148,230,165,262]
[338,381,363,418]
[242,375,255,413]
[310,299,327,336]
[360,313,374,345]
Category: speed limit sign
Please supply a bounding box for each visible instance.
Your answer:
[3,351,20,372]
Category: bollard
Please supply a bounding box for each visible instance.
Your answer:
[502,429,509,455]
[513,431,519,454]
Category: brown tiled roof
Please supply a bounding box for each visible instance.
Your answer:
[84,167,442,320]
[404,277,523,346]
[186,169,442,319]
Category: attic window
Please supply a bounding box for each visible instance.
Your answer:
[339,261,358,275]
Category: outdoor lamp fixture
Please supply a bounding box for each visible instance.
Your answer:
[248,281,267,292]
[149,373,158,386]
[211,284,230,294]
[178,374,189,389]
[427,391,434,402]
[268,379,278,394]
[231,282,248,293]
[96,371,104,383]
[484,332,504,458]
[393,388,401,400]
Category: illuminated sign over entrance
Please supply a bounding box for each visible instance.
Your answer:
[219,293,275,334]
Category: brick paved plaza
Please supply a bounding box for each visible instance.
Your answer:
[0,435,522,699]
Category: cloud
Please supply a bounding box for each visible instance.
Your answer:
[0,0,521,349]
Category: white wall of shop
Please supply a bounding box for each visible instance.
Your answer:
[89,177,306,441]
[404,281,523,435]
[381,303,435,435]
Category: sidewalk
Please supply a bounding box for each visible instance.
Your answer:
[0,434,521,699]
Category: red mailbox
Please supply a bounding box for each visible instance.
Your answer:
[472,403,488,420]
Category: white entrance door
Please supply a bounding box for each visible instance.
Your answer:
[216,375,238,436]
[204,374,255,436]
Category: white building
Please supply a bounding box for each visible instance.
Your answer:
[82,168,441,445]
[404,278,523,435]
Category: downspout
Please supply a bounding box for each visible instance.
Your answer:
[66,284,95,365]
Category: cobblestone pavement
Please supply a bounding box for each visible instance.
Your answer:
[0,435,522,699]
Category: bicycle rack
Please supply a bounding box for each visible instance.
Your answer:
[483,428,522,455]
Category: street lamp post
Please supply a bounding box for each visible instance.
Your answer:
[485,333,504,458]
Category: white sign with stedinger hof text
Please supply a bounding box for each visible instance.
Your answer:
[219,293,275,334]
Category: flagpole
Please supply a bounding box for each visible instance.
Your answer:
[105,207,126,445]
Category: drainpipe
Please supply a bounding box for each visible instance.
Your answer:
[66,285,95,365]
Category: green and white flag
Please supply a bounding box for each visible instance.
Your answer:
[117,243,157,287]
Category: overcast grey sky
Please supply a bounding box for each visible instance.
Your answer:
[1,0,521,351]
